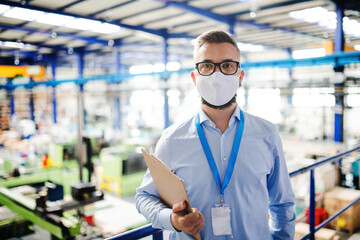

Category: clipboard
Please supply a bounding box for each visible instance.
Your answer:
[141,148,201,240]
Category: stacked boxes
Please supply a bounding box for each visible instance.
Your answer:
[323,187,360,233]
[295,222,338,240]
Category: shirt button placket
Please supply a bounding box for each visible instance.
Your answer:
[221,134,227,162]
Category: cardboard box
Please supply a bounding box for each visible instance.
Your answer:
[295,222,337,240]
[323,187,360,233]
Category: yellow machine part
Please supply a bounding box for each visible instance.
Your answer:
[0,65,46,80]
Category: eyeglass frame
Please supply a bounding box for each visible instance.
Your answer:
[195,60,240,76]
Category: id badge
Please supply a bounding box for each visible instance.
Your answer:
[211,204,233,236]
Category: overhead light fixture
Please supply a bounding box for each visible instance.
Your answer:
[37,13,74,26]
[1,41,24,49]
[108,39,114,46]
[51,32,57,39]
[65,18,101,31]
[91,23,121,34]
[343,17,360,37]
[289,7,360,37]
[292,48,326,59]
[4,6,44,21]
[0,4,10,14]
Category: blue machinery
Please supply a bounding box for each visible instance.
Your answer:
[106,145,360,240]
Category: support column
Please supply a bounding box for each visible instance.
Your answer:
[333,2,345,143]
[309,169,315,240]
[76,47,85,182]
[334,83,345,142]
[51,54,57,124]
[162,33,170,129]
[229,22,235,35]
[29,78,35,122]
[114,40,121,131]
[9,82,14,117]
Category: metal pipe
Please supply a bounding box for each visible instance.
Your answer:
[290,145,360,178]
[309,169,315,240]
[300,197,360,240]
[105,223,163,240]
[77,48,85,182]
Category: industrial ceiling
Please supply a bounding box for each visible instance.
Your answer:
[0,0,359,69]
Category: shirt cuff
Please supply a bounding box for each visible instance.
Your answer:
[159,208,178,232]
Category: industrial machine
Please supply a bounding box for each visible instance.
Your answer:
[0,181,103,239]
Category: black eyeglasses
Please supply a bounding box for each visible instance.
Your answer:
[195,60,240,76]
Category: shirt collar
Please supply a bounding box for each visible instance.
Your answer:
[198,105,241,127]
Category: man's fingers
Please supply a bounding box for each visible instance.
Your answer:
[172,201,186,213]
[171,205,205,236]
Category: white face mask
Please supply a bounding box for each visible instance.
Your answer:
[195,72,239,106]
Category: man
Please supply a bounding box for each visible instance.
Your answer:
[136,30,296,239]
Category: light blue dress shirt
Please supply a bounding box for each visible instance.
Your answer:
[136,105,296,240]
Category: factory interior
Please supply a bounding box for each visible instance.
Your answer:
[0,0,360,239]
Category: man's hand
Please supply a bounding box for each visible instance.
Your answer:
[170,200,205,237]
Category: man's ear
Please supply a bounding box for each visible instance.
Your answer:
[239,69,245,86]
[191,71,196,85]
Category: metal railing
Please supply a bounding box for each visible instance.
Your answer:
[106,145,360,240]
[106,223,163,240]
[291,145,360,240]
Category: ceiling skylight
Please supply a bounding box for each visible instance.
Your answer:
[90,23,121,34]
[36,13,74,26]
[289,7,360,37]
[65,18,102,31]
[3,7,44,21]
[0,4,10,14]
[1,41,24,49]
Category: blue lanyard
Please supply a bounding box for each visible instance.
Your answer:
[195,110,245,196]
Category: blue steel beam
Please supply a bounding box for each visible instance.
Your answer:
[56,0,86,11]
[309,169,315,240]
[88,1,133,18]
[162,32,170,129]
[333,1,345,143]
[114,40,121,131]
[241,51,360,69]
[334,2,344,53]
[1,51,359,90]
[28,78,35,121]
[166,1,236,26]
[166,0,328,41]
[139,12,183,27]
[118,5,167,22]
[209,0,315,15]
[50,54,57,124]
